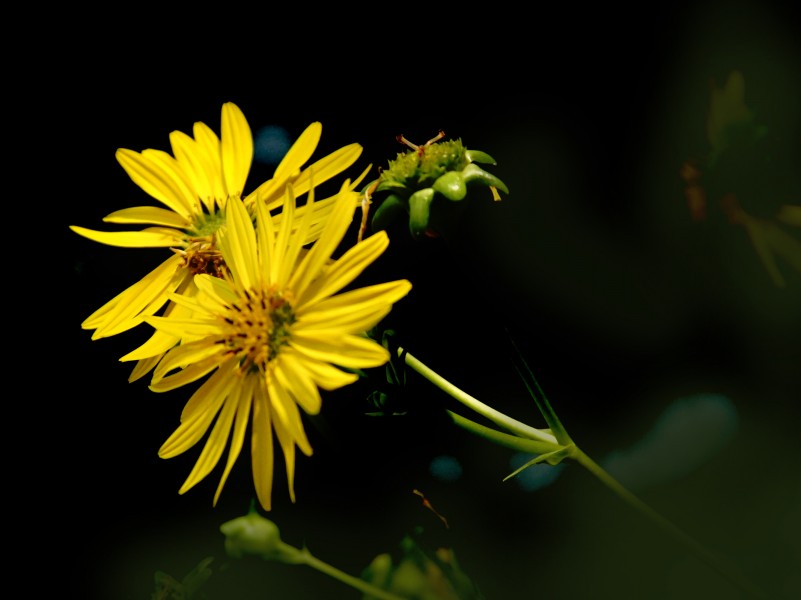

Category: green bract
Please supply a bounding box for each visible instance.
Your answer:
[366,137,509,239]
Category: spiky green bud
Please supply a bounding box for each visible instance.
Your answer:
[365,135,509,239]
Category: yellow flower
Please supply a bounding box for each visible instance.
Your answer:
[70,102,367,380]
[144,182,412,510]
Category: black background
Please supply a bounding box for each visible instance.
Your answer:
[41,2,801,598]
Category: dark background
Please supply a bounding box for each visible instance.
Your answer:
[44,2,800,598]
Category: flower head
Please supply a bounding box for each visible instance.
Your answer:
[70,102,366,380]
[144,181,412,510]
[364,132,509,239]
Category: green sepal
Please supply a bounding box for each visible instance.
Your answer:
[462,163,510,194]
[465,149,497,165]
[375,179,408,193]
[372,194,407,232]
[408,188,436,237]
[432,171,467,201]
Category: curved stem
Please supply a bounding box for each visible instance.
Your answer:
[573,448,765,598]
[298,547,407,600]
[399,347,557,445]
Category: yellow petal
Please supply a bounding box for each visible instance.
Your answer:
[101,206,192,228]
[278,187,315,288]
[272,412,298,504]
[272,122,322,183]
[159,406,218,459]
[128,354,162,383]
[289,143,363,197]
[178,381,239,495]
[160,290,210,317]
[298,280,413,323]
[170,129,216,210]
[290,185,356,297]
[82,255,185,338]
[179,359,239,422]
[296,305,392,336]
[214,375,255,506]
[251,386,275,511]
[266,374,312,455]
[70,225,182,248]
[194,273,238,308]
[274,350,322,415]
[152,340,221,376]
[116,148,194,218]
[150,351,222,392]
[144,315,221,339]
[276,194,338,245]
[270,185,298,285]
[159,368,232,458]
[265,373,296,436]
[255,194,276,287]
[299,358,359,391]
[142,148,203,213]
[221,102,253,201]
[294,231,391,306]
[120,327,177,362]
[290,332,390,369]
[219,195,257,290]
[191,121,226,209]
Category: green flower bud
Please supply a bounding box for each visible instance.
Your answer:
[363,133,509,239]
[219,508,301,563]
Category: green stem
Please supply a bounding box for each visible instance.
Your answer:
[399,347,766,599]
[399,347,557,445]
[573,448,765,599]
[298,547,407,600]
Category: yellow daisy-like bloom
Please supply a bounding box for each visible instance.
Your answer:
[70,102,367,380]
[144,181,412,511]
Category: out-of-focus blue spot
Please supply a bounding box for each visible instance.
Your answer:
[602,393,739,492]
[254,125,291,166]
[509,453,566,492]
[429,455,463,482]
